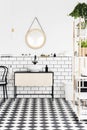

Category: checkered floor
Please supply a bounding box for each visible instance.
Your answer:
[0,98,87,130]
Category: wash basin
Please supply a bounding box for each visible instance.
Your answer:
[27,66,43,72]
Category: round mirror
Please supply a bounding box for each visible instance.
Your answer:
[25,28,46,49]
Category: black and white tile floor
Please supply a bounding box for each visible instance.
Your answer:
[0,98,87,130]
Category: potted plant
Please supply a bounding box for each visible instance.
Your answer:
[69,2,87,29]
[69,2,87,56]
[78,40,87,56]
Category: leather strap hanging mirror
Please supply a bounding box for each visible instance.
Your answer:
[25,17,46,49]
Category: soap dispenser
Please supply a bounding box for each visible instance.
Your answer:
[45,65,48,72]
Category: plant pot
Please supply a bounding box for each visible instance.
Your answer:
[79,47,87,56]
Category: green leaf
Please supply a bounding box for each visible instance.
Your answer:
[69,2,87,19]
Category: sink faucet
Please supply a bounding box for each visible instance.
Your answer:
[32,55,38,65]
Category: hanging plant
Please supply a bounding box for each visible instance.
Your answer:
[69,2,87,27]
[77,21,86,29]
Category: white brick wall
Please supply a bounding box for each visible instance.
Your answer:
[0,55,72,98]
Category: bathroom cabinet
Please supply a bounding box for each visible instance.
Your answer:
[14,71,54,99]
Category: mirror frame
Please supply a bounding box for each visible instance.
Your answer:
[25,28,46,49]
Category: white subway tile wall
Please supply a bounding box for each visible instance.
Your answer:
[0,56,72,98]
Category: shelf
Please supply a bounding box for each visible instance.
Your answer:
[73,18,87,120]
[75,92,87,99]
[75,76,87,80]
[74,105,87,120]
